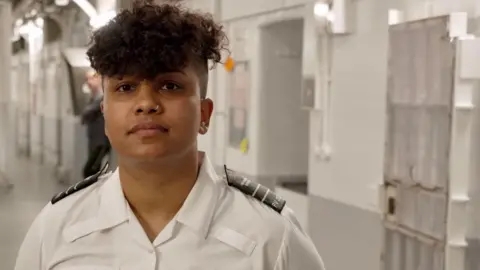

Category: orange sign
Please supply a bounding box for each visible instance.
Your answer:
[224,56,235,72]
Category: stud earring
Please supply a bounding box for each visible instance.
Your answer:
[201,122,208,132]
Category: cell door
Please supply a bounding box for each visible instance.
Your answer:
[382,16,457,270]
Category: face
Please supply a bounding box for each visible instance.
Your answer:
[101,64,213,163]
[86,73,101,94]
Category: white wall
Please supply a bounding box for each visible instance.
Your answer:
[184,0,313,176]
[307,0,480,213]
[184,0,390,213]
[187,0,480,213]
[189,0,310,176]
[308,0,389,213]
[11,53,30,156]
[258,19,309,177]
[187,0,388,212]
[0,1,11,104]
[392,0,480,20]
[0,0,12,177]
[185,0,217,14]
[41,44,62,167]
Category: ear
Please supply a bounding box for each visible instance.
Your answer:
[100,100,104,113]
[199,98,214,135]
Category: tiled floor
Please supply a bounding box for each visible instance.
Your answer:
[0,155,66,270]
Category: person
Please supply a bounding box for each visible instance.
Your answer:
[81,70,110,178]
[14,1,325,269]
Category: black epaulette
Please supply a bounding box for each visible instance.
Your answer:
[51,172,102,204]
[223,165,286,214]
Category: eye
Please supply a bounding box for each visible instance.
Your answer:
[160,82,181,91]
[116,83,136,92]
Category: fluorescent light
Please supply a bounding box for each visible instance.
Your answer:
[314,2,330,18]
[326,12,335,22]
[314,1,335,22]
[15,19,23,27]
[70,0,117,29]
[388,9,403,25]
[90,10,116,29]
[55,0,70,6]
[35,17,44,28]
[71,0,97,18]
[18,20,43,39]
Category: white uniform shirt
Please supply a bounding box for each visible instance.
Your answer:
[14,156,325,270]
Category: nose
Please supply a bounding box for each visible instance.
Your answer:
[134,84,162,115]
[136,105,160,114]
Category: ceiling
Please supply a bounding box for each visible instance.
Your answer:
[9,0,60,20]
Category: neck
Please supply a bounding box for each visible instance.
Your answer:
[118,150,201,218]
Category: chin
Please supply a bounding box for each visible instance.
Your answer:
[115,140,195,163]
[133,147,171,160]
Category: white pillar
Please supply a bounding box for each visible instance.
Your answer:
[0,0,13,186]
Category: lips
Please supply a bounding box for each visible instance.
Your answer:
[128,123,169,135]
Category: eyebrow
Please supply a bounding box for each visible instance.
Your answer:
[110,70,188,81]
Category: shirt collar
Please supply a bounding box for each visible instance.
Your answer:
[175,153,222,239]
[64,170,129,243]
[96,153,222,238]
[98,169,130,228]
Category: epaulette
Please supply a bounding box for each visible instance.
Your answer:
[51,172,103,204]
[223,165,286,214]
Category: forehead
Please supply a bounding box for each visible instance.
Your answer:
[102,63,202,83]
[98,51,207,78]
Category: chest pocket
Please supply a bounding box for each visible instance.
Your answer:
[209,227,257,256]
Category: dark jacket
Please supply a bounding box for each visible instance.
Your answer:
[81,95,109,150]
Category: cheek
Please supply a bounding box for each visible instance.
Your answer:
[103,106,127,135]
[103,114,114,140]
[182,99,201,126]
[168,98,201,122]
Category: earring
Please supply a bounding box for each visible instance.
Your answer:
[200,122,208,132]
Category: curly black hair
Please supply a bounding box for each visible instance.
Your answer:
[86,0,228,97]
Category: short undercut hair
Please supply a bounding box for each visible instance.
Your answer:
[86,0,228,98]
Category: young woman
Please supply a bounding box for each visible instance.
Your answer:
[14,1,325,269]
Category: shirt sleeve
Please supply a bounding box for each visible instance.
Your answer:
[14,203,51,270]
[273,207,326,270]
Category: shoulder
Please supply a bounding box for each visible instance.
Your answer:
[28,172,112,241]
[213,167,324,268]
[218,169,325,269]
[15,172,113,269]
[51,174,100,204]
[51,171,111,205]
[223,166,286,214]
[215,167,292,245]
[42,171,112,220]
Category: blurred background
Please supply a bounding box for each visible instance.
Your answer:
[2,0,480,269]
